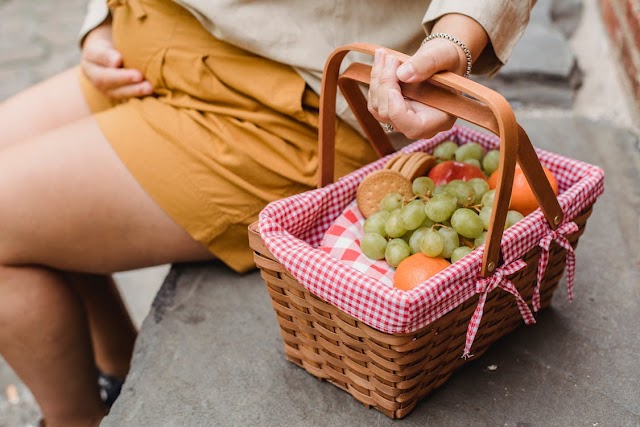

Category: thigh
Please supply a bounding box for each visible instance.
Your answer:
[0,68,95,149]
[0,115,212,274]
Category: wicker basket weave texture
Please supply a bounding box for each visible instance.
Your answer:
[249,207,592,419]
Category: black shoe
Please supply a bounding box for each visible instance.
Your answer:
[98,372,124,407]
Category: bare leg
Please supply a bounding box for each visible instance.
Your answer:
[0,67,137,385]
[0,68,92,147]
[67,273,137,379]
[0,265,106,427]
[0,116,212,426]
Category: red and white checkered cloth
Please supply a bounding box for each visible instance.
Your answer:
[258,125,605,355]
[319,200,395,287]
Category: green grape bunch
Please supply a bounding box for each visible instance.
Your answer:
[359,140,526,270]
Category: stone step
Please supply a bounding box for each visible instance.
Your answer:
[473,0,583,109]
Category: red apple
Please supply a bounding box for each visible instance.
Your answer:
[428,161,486,186]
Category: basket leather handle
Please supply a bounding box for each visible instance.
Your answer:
[337,62,564,230]
[318,43,563,277]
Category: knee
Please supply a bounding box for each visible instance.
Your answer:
[0,174,24,265]
[0,265,79,333]
[0,169,44,266]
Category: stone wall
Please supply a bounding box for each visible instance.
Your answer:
[601,0,640,105]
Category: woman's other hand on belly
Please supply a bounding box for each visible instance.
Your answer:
[81,18,153,100]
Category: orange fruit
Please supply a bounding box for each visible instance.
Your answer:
[393,253,451,291]
[487,164,558,216]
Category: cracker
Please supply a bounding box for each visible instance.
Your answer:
[356,170,413,218]
[397,153,424,177]
[384,153,407,171]
[390,153,412,173]
[401,153,437,181]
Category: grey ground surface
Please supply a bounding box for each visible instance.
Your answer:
[0,0,639,426]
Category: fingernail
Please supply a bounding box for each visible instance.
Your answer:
[397,63,415,81]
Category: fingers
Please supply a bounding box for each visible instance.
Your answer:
[81,26,153,100]
[81,60,147,91]
[81,61,153,100]
[396,38,461,83]
[104,81,154,100]
[367,49,401,124]
[368,49,383,113]
[82,37,122,68]
[366,42,459,140]
[387,89,456,140]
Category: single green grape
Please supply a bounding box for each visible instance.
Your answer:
[437,226,460,259]
[505,210,525,229]
[482,149,500,175]
[451,246,473,263]
[433,141,459,160]
[412,176,435,196]
[424,193,458,222]
[409,227,430,254]
[445,179,476,207]
[479,206,492,230]
[401,229,414,244]
[451,208,484,239]
[474,231,487,247]
[361,233,388,260]
[420,229,445,257]
[385,209,407,238]
[481,189,496,208]
[468,178,490,205]
[400,199,427,231]
[379,192,404,212]
[455,142,484,162]
[363,211,390,236]
[463,158,482,169]
[432,184,450,196]
[385,238,411,267]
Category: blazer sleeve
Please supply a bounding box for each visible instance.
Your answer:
[423,0,535,75]
[78,0,110,45]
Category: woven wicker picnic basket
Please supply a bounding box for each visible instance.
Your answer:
[248,44,604,419]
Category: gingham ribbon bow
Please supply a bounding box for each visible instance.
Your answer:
[463,260,535,359]
[532,221,579,312]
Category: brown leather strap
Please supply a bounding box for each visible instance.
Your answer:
[318,43,562,276]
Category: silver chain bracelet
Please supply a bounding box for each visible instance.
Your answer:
[422,32,472,78]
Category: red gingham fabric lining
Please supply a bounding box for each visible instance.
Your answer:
[258,125,605,336]
[319,201,395,287]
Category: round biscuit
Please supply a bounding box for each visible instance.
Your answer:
[397,153,424,178]
[356,170,413,218]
